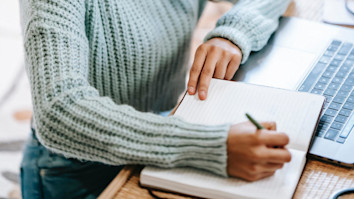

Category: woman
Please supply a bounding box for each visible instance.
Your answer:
[20,0,291,198]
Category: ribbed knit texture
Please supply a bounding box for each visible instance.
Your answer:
[19,0,289,177]
[206,0,291,63]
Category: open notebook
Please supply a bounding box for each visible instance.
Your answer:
[140,79,325,199]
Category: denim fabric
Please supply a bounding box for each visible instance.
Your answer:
[20,129,123,199]
[20,110,171,199]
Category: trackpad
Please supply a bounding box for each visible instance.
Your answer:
[234,46,317,90]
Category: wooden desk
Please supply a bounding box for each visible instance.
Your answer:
[99,1,354,198]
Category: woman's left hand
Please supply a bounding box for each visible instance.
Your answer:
[187,37,242,100]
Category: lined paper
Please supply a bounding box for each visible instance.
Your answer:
[175,79,324,151]
[141,79,324,199]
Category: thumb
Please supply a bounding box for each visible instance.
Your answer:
[260,121,277,130]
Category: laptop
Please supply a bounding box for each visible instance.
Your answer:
[233,17,354,167]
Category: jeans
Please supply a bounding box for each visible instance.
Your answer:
[20,110,171,199]
[20,129,123,199]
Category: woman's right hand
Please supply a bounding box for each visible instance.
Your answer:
[227,121,291,181]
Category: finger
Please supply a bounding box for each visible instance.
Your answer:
[258,132,289,146]
[255,171,276,180]
[259,121,277,130]
[260,162,284,172]
[244,167,275,182]
[224,56,241,80]
[213,56,230,79]
[187,46,207,95]
[197,50,219,100]
[265,148,292,163]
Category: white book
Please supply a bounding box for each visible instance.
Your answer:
[141,79,325,199]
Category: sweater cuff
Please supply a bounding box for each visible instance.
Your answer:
[167,116,230,177]
[204,26,252,64]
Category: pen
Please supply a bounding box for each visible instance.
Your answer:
[245,113,265,129]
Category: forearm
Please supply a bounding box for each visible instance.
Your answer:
[21,0,230,177]
[205,0,291,63]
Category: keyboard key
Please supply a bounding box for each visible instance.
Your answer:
[342,42,353,48]
[338,67,351,77]
[328,83,340,90]
[342,61,353,69]
[322,70,334,78]
[318,76,330,84]
[324,102,330,109]
[327,45,340,52]
[329,102,341,110]
[330,122,344,130]
[339,109,352,117]
[326,66,338,72]
[318,122,330,129]
[336,137,346,144]
[350,71,354,79]
[331,40,342,46]
[321,114,334,123]
[334,54,345,61]
[341,84,352,92]
[348,54,354,61]
[350,49,354,55]
[336,90,349,98]
[325,108,337,117]
[338,43,353,55]
[330,59,341,67]
[324,50,335,57]
[343,102,353,110]
[333,96,346,104]
[324,89,336,96]
[334,115,348,123]
[317,129,326,137]
[339,126,353,138]
[319,56,332,64]
[324,95,333,102]
[332,76,343,84]
[314,83,326,90]
[347,95,354,103]
[311,89,322,95]
[298,85,310,92]
[298,63,326,92]
[344,78,353,86]
[324,129,340,140]
[335,71,347,78]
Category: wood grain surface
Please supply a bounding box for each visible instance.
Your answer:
[110,159,354,199]
[294,159,354,199]
[100,1,354,198]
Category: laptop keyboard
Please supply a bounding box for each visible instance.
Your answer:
[298,40,354,144]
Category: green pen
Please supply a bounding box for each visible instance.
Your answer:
[245,113,265,129]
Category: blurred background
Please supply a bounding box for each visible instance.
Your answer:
[0,1,232,198]
[0,0,32,198]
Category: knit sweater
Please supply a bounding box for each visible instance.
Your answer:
[20,0,290,176]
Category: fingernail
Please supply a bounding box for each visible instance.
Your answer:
[188,87,195,94]
[199,91,206,99]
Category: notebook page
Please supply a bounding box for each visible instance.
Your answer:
[141,149,306,199]
[175,79,324,151]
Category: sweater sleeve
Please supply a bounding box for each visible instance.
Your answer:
[20,0,230,176]
[205,0,291,63]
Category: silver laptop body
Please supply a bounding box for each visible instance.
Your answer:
[234,17,354,167]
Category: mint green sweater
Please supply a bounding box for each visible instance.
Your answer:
[20,0,290,176]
